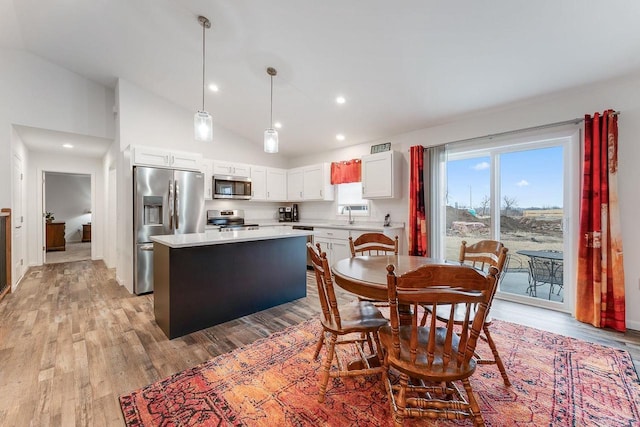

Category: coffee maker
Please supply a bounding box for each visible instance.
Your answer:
[278,207,292,222]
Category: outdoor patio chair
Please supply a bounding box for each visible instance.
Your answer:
[526,254,564,301]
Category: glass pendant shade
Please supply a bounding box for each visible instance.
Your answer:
[194,110,213,142]
[264,128,278,153]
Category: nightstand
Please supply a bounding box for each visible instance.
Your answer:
[82,223,92,242]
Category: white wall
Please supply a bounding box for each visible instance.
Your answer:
[45,173,91,243]
[0,48,115,209]
[290,72,640,331]
[28,152,104,266]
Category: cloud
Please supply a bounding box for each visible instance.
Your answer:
[472,162,490,170]
[516,180,529,187]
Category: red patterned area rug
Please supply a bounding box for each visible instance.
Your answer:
[120,319,640,426]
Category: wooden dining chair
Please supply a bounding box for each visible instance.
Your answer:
[307,242,388,403]
[422,240,510,386]
[380,263,499,427]
[349,233,399,257]
[349,233,398,308]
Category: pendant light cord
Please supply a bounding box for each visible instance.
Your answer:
[201,22,206,111]
[270,74,273,128]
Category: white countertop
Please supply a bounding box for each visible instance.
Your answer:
[255,220,405,232]
[150,228,314,248]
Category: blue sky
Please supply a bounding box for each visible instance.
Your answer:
[446,146,564,210]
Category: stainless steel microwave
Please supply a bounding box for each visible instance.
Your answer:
[213,175,252,200]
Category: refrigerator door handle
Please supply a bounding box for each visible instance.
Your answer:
[174,180,179,229]
[168,179,174,230]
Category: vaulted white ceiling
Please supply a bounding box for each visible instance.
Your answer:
[3,1,640,157]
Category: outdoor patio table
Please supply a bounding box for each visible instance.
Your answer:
[516,250,563,300]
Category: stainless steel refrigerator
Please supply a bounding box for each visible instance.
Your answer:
[133,166,204,294]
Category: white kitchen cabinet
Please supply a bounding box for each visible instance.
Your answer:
[361,151,401,199]
[266,168,287,201]
[303,163,334,201]
[171,151,203,170]
[250,166,267,200]
[202,159,214,199]
[314,228,351,266]
[213,161,250,177]
[251,167,287,201]
[287,168,304,201]
[287,163,334,201]
[132,146,202,171]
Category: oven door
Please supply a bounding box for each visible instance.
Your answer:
[213,175,252,200]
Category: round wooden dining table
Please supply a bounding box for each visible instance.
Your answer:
[332,255,451,301]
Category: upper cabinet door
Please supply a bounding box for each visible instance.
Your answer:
[132,146,202,171]
[362,151,401,199]
[132,147,171,168]
[302,163,334,201]
[250,166,267,200]
[170,151,203,171]
[213,162,250,177]
[266,168,287,201]
[287,168,304,201]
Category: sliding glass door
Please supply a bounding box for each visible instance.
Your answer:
[439,128,579,312]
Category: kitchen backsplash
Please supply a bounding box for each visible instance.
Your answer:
[203,198,405,226]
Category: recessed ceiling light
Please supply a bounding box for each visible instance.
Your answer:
[63,143,73,149]
[208,83,219,92]
[336,96,346,105]
[274,122,282,129]
[336,134,345,141]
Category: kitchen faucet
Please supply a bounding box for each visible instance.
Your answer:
[343,206,354,225]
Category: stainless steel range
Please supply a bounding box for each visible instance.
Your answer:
[206,209,259,232]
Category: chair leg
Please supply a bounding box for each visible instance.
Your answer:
[482,325,510,386]
[362,332,374,354]
[461,377,485,427]
[318,333,337,403]
[394,373,409,427]
[313,331,325,361]
[372,331,384,368]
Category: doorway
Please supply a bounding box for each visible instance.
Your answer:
[43,172,92,264]
[437,127,579,312]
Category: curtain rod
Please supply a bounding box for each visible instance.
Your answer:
[424,110,620,148]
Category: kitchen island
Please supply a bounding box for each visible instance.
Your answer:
[151,228,313,339]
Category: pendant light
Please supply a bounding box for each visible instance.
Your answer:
[194,16,212,142]
[264,67,278,153]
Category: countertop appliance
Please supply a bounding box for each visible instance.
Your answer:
[207,209,259,231]
[278,206,293,222]
[213,175,252,200]
[134,166,204,294]
[292,203,299,222]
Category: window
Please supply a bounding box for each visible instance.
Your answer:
[336,182,369,216]
[430,125,580,312]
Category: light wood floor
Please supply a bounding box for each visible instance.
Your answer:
[0,260,638,427]
[45,242,91,264]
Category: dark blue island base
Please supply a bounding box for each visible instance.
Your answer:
[153,236,308,339]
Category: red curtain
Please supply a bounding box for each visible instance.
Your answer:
[330,159,361,184]
[409,146,428,256]
[576,110,625,332]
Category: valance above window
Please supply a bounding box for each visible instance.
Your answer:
[330,159,361,184]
